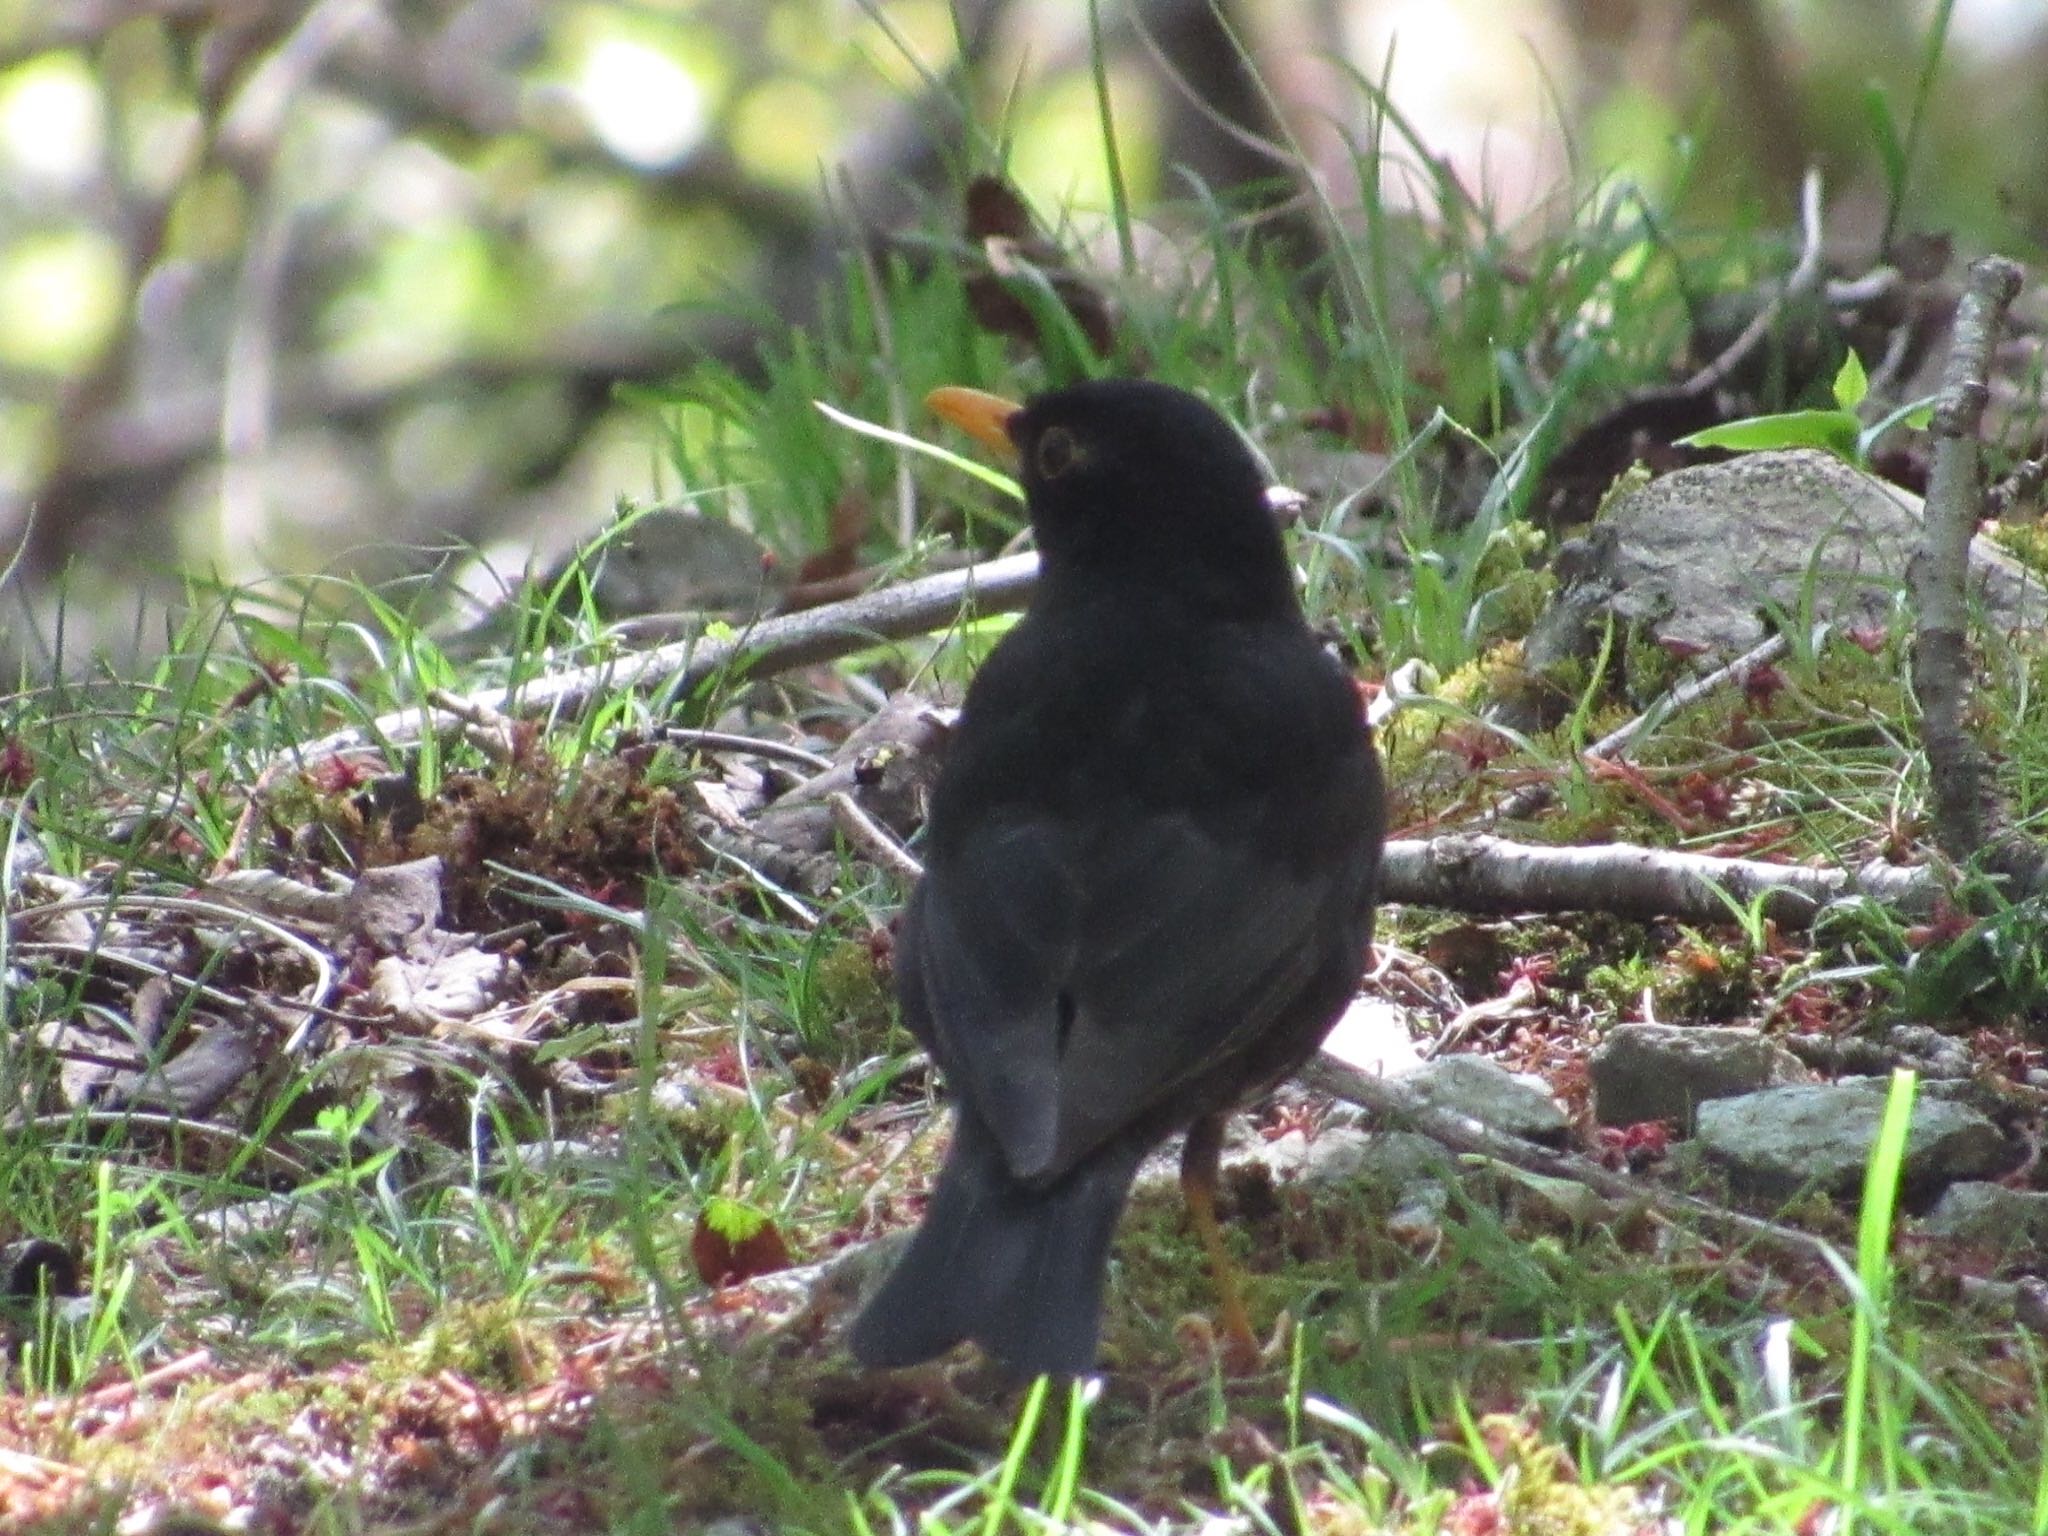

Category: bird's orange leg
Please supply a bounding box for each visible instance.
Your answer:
[1180,1114,1261,1373]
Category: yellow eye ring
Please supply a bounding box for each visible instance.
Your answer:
[1034,426,1079,479]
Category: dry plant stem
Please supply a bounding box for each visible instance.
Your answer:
[1302,1052,1831,1266]
[658,727,833,774]
[1585,633,1791,762]
[1487,631,1792,824]
[1907,255,2047,888]
[20,1111,314,1180]
[827,791,924,882]
[1682,169,1825,398]
[427,685,517,762]
[280,552,1042,769]
[17,893,335,1028]
[1378,833,1940,926]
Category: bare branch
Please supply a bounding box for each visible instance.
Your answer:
[1379,833,1941,927]
[1487,631,1793,825]
[828,792,924,883]
[278,552,1041,769]
[1302,1053,1832,1266]
[1906,255,2047,888]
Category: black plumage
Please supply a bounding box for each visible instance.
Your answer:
[849,379,1386,1377]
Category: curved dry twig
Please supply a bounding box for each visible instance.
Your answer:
[1682,168,1826,398]
[276,553,1041,771]
[22,892,337,1048]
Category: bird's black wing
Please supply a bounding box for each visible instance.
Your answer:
[906,797,1372,1185]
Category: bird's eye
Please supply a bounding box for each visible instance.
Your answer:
[1034,426,1079,480]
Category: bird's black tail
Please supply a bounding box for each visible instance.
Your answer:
[848,1110,1145,1377]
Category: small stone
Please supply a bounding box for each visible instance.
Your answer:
[1591,1023,1807,1129]
[1923,1182,2048,1251]
[1695,1080,2008,1199]
[1401,1055,1568,1146]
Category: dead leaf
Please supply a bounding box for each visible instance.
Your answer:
[368,946,521,1032]
[345,857,445,958]
[962,175,1115,359]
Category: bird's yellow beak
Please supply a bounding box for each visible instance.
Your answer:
[926,386,1022,457]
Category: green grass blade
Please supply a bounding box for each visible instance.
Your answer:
[814,399,1023,501]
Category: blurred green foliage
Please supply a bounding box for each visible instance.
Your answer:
[0,0,2042,671]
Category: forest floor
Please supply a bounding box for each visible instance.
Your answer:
[5,168,2048,1535]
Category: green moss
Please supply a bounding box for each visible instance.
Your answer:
[1592,462,1654,522]
[1584,954,1658,1014]
[804,936,896,1057]
[1651,932,1758,1021]
[407,1297,559,1391]
[1621,619,1688,705]
[1990,517,2048,575]
[1484,1414,1650,1534]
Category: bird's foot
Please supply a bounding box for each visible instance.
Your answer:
[1175,1308,1292,1377]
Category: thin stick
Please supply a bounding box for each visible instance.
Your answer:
[828,791,924,883]
[658,727,833,774]
[277,552,1041,771]
[1682,169,1825,398]
[1303,1052,1833,1266]
[1487,631,1794,824]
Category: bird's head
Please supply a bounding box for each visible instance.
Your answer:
[928,379,1295,616]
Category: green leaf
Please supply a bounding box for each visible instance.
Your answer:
[702,1195,768,1244]
[1678,409,1859,457]
[1832,349,1869,411]
[983,253,1106,386]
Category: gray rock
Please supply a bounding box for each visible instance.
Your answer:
[1237,1129,1454,1236]
[1527,450,2043,663]
[1591,1023,1808,1129]
[1884,1023,1976,1080]
[1923,1182,2048,1251]
[1401,1054,1569,1146]
[1695,1079,2008,1199]
[1255,1125,1375,1185]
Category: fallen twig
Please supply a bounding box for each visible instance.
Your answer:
[275,552,1041,771]
[1378,833,1940,926]
[655,726,834,774]
[828,791,924,883]
[1302,1052,1833,1265]
[812,803,1939,929]
[1682,169,1826,399]
[1487,631,1794,825]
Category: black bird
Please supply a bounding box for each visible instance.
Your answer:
[849,379,1386,1377]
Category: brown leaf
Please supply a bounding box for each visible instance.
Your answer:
[961,174,1115,359]
[345,856,446,958]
